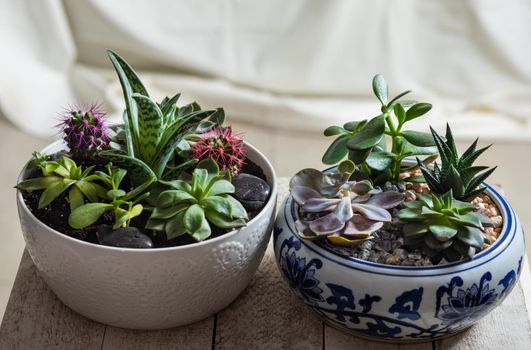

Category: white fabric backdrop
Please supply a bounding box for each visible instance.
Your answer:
[2,0,531,140]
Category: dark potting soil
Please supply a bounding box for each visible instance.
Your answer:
[20,153,271,248]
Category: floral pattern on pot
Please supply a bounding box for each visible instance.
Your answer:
[275,222,523,341]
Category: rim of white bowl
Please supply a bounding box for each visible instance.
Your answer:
[17,140,277,253]
[280,165,519,276]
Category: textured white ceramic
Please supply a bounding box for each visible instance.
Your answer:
[274,170,525,342]
[17,140,277,329]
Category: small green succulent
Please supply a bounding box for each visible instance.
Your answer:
[16,156,105,211]
[418,124,496,201]
[398,190,491,262]
[290,160,404,245]
[323,74,438,184]
[68,164,148,229]
[146,159,248,242]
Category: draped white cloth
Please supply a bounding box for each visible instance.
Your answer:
[2,0,531,141]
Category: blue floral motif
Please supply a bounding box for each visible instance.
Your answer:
[388,288,424,320]
[435,272,497,328]
[279,237,323,304]
[277,232,523,340]
[273,226,283,240]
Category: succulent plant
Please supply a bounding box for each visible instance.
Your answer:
[418,124,496,202]
[69,164,148,229]
[190,125,246,175]
[146,159,248,242]
[398,190,491,262]
[102,50,226,197]
[16,156,106,211]
[290,160,404,245]
[322,74,438,184]
[58,104,110,158]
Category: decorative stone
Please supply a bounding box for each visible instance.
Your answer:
[97,225,153,249]
[491,215,503,228]
[232,173,270,212]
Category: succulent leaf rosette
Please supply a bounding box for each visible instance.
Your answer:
[290,161,404,245]
[398,190,491,262]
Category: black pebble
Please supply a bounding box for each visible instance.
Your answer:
[232,173,270,212]
[97,225,154,249]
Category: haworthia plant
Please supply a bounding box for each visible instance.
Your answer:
[105,50,225,187]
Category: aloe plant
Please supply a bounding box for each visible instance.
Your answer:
[68,165,148,229]
[146,159,248,242]
[102,50,226,196]
[290,160,404,245]
[418,124,496,201]
[398,190,491,261]
[323,74,438,184]
[16,156,105,211]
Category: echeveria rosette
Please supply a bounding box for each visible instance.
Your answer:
[290,162,404,246]
[16,156,106,211]
[322,74,438,184]
[418,124,496,201]
[398,190,491,262]
[146,159,248,242]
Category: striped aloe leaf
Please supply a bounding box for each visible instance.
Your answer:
[132,94,163,161]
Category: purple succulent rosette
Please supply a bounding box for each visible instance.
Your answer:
[289,161,404,245]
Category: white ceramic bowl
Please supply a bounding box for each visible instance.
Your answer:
[274,170,524,342]
[17,140,277,329]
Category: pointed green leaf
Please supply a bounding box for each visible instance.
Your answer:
[38,179,74,209]
[405,103,432,121]
[183,204,211,241]
[132,94,163,160]
[68,203,114,229]
[16,176,62,191]
[68,186,84,211]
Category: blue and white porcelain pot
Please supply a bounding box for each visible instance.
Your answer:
[273,175,524,342]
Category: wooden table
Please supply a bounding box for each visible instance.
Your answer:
[1,178,531,349]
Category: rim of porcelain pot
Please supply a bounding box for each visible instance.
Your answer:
[16,139,277,253]
[281,165,519,277]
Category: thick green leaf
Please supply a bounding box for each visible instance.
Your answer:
[150,204,188,219]
[38,179,74,209]
[68,203,114,229]
[113,207,130,229]
[365,151,395,171]
[207,179,235,196]
[183,204,211,241]
[429,225,458,241]
[400,131,436,147]
[165,211,187,239]
[403,223,428,239]
[16,176,62,191]
[456,227,484,249]
[224,195,248,219]
[405,103,432,121]
[75,181,99,203]
[157,190,197,207]
[346,115,385,150]
[394,103,406,125]
[201,196,232,217]
[348,148,372,165]
[205,209,247,229]
[132,94,163,160]
[343,120,367,132]
[68,186,84,211]
[324,125,346,136]
[163,159,199,180]
[322,135,349,164]
[372,74,388,105]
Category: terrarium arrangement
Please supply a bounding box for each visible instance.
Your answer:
[274,75,524,342]
[15,50,277,329]
[16,50,271,249]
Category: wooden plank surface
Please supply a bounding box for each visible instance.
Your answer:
[1,178,530,349]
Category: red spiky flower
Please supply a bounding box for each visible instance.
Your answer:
[58,104,110,159]
[191,126,246,175]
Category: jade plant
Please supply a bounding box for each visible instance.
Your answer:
[146,160,248,241]
[16,157,105,211]
[58,104,110,159]
[322,74,438,184]
[69,165,148,229]
[398,190,491,261]
[418,124,496,201]
[290,160,404,245]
